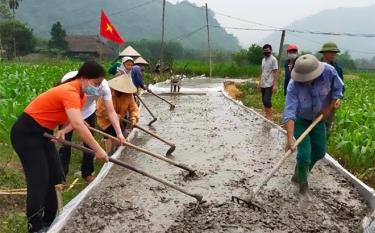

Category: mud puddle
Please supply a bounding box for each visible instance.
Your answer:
[61,79,368,233]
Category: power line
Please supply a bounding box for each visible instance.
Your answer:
[213,24,375,38]
[169,26,206,41]
[176,1,280,30]
[288,32,375,55]
[211,25,280,32]
[178,2,375,38]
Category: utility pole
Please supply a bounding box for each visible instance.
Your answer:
[160,0,166,75]
[205,3,212,78]
[277,30,286,70]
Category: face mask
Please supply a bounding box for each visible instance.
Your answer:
[83,84,100,96]
[287,53,298,60]
[263,52,271,57]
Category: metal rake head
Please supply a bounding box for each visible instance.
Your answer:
[231,195,265,212]
[165,145,176,156]
[169,104,176,110]
[148,118,157,126]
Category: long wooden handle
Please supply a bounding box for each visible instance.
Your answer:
[122,118,174,147]
[148,91,176,107]
[251,114,323,198]
[135,94,157,119]
[87,125,193,173]
[43,133,202,202]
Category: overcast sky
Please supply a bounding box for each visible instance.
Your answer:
[169,0,374,47]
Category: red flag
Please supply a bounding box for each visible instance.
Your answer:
[100,9,125,44]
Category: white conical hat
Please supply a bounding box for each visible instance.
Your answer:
[108,75,137,94]
[119,45,141,57]
[134,57,149,65]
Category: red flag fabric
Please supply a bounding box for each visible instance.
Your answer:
[100,9,125,44]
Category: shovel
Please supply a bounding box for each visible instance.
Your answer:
[122,118,176,156]
[85,124,195,174]
[232,114,324,210]
[44,133,203,203]
[148,90,176,110]
[135,94,157,126]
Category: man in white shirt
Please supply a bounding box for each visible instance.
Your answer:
[258,44,279,121]
[58,71,125,184]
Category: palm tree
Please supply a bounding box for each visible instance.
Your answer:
[8,0,22,58]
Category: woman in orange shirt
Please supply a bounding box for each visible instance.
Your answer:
[96,74,139,153]
[10,61,108,233]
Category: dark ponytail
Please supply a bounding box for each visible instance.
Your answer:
[62,60,105,84]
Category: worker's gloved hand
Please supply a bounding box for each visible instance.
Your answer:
[285,138,296,152]
[117,133,126,144]
[94,147,109,162]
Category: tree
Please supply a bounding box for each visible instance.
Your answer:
[247,44,263,65]
[232,44,263,66]
[48,21,68,51]
[0,20,35,58]
[8,0,22,57]
[336,51,356,70]
[0,0,11,18]
[232,49,248,66]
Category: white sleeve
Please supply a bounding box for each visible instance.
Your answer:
[61,71,78,83]
[272,57,278,70]
[100,79,112,101]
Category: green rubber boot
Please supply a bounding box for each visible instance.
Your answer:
[297,163,310,194]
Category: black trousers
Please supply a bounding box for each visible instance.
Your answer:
[10,113,64,232]
[261,87,273,108]
[59,112,96,178]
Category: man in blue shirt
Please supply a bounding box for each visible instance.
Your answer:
[283,54,344,196]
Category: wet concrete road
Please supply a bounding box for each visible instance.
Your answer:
[61,79,369,233]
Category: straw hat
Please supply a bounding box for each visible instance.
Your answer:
[134,57,149,65]
[119,45,141,57]
[291,54,325,82]
[108,75,137,94]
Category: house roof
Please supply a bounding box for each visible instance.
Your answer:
[65,35,115,56]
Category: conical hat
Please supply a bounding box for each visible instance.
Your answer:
[108,75,137,94]
[134,57,149,65]
[119,45,141,57]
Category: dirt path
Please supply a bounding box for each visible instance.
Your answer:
[61,79,368,233]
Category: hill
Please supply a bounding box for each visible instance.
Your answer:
[15,0,240,51]
[262,4,375,58]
